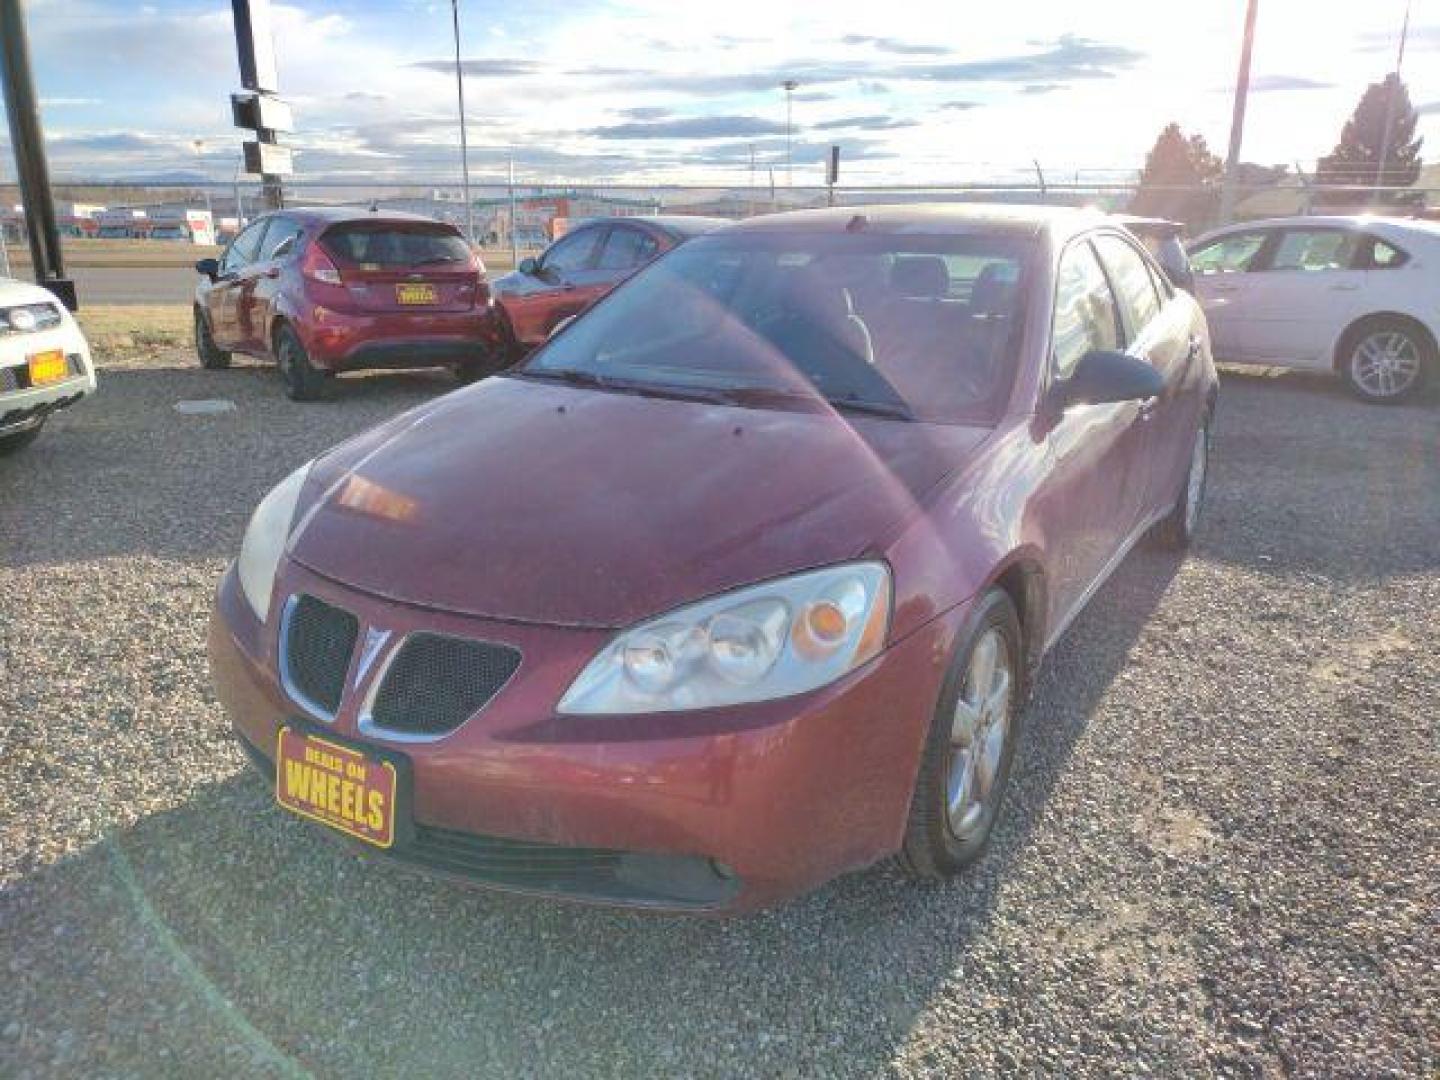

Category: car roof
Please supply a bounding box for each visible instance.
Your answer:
[1193,214,1440,244]
[1113,214,1184,236]
[570,214,731,239]
[266,206,461,228]
[726,202,1109,243]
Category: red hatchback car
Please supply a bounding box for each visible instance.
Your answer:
[193,208,504,400]
[210,204,1217,913]
[488,215,728,353]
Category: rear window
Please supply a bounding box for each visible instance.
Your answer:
[321,224,472,268]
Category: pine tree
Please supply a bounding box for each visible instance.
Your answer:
[1129,123,1224,228]
[1315,74,1424,207]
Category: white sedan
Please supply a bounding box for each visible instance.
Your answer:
[1187,215,1439,403]
[0,278,96,454]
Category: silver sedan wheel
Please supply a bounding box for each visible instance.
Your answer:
[1184,427,1208,535]
[1351,330,1422,398]
[946,628,1013,840]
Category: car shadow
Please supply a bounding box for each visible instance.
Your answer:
[2,540,1184,1076]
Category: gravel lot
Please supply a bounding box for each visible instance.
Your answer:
[2,321,1437,1077]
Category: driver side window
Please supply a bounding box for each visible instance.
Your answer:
[1051,241,1122,381]
[221,220,268,275]
[542,229,600,276]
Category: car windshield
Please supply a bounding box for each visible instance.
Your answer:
[521,230,1031,425]
[320,223,472,267]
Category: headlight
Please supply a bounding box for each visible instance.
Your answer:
[558,563,891,715]
[236,464,311,621]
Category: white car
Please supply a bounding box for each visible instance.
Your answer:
[0,278,96,454]
[1187,215,1440,403]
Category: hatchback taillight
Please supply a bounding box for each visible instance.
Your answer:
[302,243,343,285]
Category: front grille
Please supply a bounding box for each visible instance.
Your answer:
[368,633,520,736]
[282,595,359,717]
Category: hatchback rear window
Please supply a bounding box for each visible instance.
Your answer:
[321,224,472,268]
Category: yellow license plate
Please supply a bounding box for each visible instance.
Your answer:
[27,350,68,386]
[275,727,398,848]
[395,283,437,305]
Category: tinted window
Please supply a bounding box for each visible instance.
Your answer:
[1052,241,1121,380]
[262,217,304,260]
[543,229,602,274]
[1359,235,1409,269]
[525,231,1032,426]
[321,224,471,267]
[1269,229,1358,272]
[1189,231,1267,274]
[596,227,659,271]
[222,220,268,273]
[1093,234,1161,336]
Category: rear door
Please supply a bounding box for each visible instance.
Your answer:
[239,215,304,353]
[1188,228,1271,361]
[503,226,605,345]
[319,221,482,316]
[1233,227,1368,367]
[206,218,270,351]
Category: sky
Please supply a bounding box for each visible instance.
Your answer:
[3,0,1438,189]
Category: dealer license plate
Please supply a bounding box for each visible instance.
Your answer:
[275,726,398,848]
[27,350,68,386]
[395,283,437,305]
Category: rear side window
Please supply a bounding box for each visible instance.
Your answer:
[1052,241,1122,380]
[1358,236,1410,269]
[1190,231,1267,274]
[1269,229,1359,272]
[1093,234,1161,335]
[596,227,659,271]
[321,224,472,267]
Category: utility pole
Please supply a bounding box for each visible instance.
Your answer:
[781,79,799,187]
[1374,0,1411,196]
[1218,0,1260,226]
[0,0,76,307]
[450,0,475,242]
[192,139,214,223]
[508,154,518,267]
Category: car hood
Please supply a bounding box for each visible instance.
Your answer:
[288,376,989,628]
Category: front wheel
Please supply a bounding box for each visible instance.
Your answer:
[276,325,327,402]
[1342,319,1432,403]
[899,590,1023,879]
[0,419,45,456]
[194,308,230,370]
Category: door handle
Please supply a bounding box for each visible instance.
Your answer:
[1210,282,1240,293]
[261,267,280,279]
[1328,282,1359,291]
[1139,397,1159,421]
[1186,335,1203,361]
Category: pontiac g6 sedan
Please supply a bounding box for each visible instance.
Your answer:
[210,205,1217,913]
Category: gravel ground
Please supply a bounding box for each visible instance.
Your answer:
[1,328,1437,1078]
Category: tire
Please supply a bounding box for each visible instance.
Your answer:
[194,307,230,370]
[275,325,327,402]
[1340,317,1433,404]
[899,589,1024,880]
[0,420,44,456]
[1154,419,1210,550]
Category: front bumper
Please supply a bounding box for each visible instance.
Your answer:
[209,560,963,912]
[0,322,96,434]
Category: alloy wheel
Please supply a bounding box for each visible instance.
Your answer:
[946,628,1013,840]
[1351,331,1421,399]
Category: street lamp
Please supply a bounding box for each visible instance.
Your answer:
[191,138,213,224]
[781,79,799,187]
[450,0,475,242]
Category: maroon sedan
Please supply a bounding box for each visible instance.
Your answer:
[488,215,728,353]
[209,205,1217,912]
[193,208,505,400]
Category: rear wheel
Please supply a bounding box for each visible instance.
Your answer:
[899,590,1023,879]
[0,420,45,456]
[194,308,230,370]
[1341,318,1432,403]
[276,325,327,402]
[1155,421,1209,549]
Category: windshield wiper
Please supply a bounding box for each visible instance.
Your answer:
[519,368,613,390]
[827,395,915,420]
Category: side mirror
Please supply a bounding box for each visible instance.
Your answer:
[518,257,539,276]
[195,257,220,280]
[1051,350,1165,411]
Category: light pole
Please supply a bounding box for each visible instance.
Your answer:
[781,79,798,187]
[1374,0,1412,196]
[450,0,474,242]
[1218,0,1260,226]
[191,139,213,225]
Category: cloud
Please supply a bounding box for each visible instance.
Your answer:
[909,35,1142,83]
[589,115,788,140]
[412,58,541,77]
[618,107,673,120]
[344,91,390,103]
[812,115,917,131]
[40,97,102,107]
[940,100,981,110]
[1246,75,1333,92]
[792,91,835,103]
[1022,84,1060,95]
[839,34,949,56]
[1417,100,1440,116]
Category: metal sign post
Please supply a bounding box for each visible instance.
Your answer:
[0,0,76,307]
[230,0,291,210]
